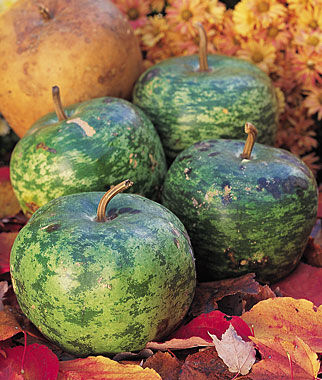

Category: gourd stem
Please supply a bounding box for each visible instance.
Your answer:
[39,5,51,20]
[52,86,67,121]
[196,23,209,72]
[96,180,133,222]
[241,122,258,159]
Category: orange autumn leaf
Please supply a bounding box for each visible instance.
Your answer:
[146,336,214,351]
[248,336,320,379]
[58,356,162,379]
[0,305,22,341]
[241,297,322,353]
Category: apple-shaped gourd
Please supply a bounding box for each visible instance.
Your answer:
[161,123,318,283]
[10,180,196,355]
[0,0,143,137]
[10,87,167,217]
[133,24,279,161]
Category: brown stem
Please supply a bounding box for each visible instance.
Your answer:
[195,22,209,72]
[241,122,258,159]
[38,5,51,20]
[52,86,67,121]
[96,180,133,222]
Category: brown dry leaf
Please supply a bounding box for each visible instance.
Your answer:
[241,297,322,352]
[58,356,162,379]
[191,273,260,316]
[179,347,233,380]
[0,305,22,341]
[146,337,214,351]
[208,324,256,375]
[0,282,8,311]
[303,237,322,267]
[248,336,320,379]
[143,351,182,380]
[0,231,18,274]
[243,285,276,312]
[0,167,20,218]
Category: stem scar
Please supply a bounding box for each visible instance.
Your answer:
[67,117,96,137]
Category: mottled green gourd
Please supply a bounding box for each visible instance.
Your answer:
[162,123,318,283]
[10,180,196,356]
[10,87,167,217]
[133,24,279,161]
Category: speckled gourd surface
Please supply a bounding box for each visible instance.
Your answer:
[10,97,167,216]
[133,54,279,160]
[10,192,196,355]
[161,139,318,283]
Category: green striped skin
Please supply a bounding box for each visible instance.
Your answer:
[133,54,279,161]
[10,192,196,356]
[161,139,318,284]
[10,97,167,216]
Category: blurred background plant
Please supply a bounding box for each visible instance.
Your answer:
[112,0,322,181]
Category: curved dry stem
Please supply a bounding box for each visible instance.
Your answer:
[241,122,258,159]
[96,180,133,222]
[195,22,209,72]
[52,86,67,121]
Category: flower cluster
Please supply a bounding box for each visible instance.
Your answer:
[112,0,322,173]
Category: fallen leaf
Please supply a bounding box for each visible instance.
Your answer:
[58,356,162,379]
[191,273,260,317]
[241,297,322,352]
[303,237,322,267]
[248,336,320,379]
[143,351,182,380]
[146,337,213,351]
[243,285,276,312]
[0,305,22,341]
[0,343,59,380]
[113,349,153,362]
[317,190,322,219]
[0,231,18,274]
[0,282,8,311]
[0,166,20,218]
[0,212,28,233]
[272,262,322,307]
[171,310,253,342]
[179,347,233,380]
[208,324,256,376]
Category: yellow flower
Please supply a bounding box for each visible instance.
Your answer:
[149,0,166,13]
[236,39,276,73]
[296,5,322,31]
[166,0,208,36]
[202,0,226,25]
[137,14,169,48]
[303,85,322,120]
[233,0,287,36]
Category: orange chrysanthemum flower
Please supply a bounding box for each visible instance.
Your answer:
[303,85,322,120]
[149,0,166,13]
[289,47,322,87]
[293,30,322,54]
[236,39,277,73]
[211,10,242,56]
[112,0,150,29]
[233,0,287,36]
[166,0,208,37]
